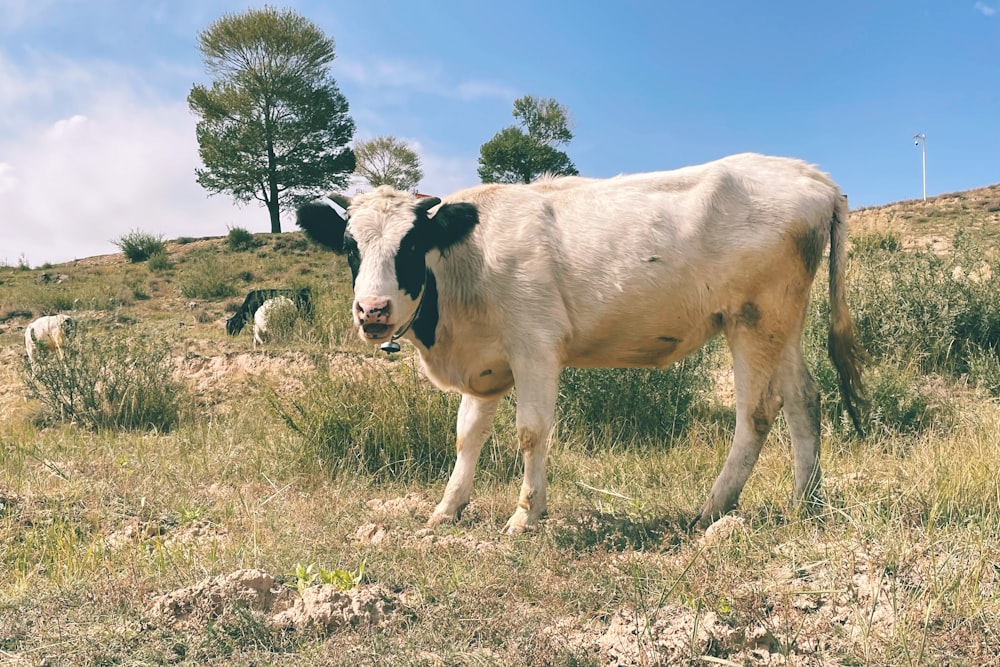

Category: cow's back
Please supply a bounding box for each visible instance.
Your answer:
[433,154,839,370]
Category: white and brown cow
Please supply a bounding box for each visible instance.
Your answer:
[296,152,867,534]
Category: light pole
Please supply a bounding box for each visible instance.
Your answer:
[913,133,926,201]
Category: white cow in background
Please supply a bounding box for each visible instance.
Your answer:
[296,152,868,534]
[25,314,75,364]
[253,296,296,349]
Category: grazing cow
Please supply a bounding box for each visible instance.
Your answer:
[296,153,867,534]
[226,288,313,336]
[25,314,75,363]
[253,296,296,349]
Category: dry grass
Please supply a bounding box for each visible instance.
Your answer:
[2,193,1000,665]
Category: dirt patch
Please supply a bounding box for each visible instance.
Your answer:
[548,606,734,666]
[175,346,385,410]
[902,234,952,254]
[0,345,28,421]
[269,583,404,632]
[365,492,432,517]
[544,536,903,666]
[351,493,508,554]
[103,518,228,551]
[148,568,407,633]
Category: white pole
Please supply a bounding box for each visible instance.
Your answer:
[914,133,926,201]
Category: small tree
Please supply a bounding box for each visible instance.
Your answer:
[478,95,578,184]
[188,7,356,233]
[354,135,423,192]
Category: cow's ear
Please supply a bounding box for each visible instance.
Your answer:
[296,200,348,253]
[326,192,352,211]
[425,202,479,254]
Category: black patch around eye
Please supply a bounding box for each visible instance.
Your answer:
[394,226,431,299]
[343,233,361,287]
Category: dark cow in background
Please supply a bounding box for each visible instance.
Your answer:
[226,288,313,336]
[296,153,867,534]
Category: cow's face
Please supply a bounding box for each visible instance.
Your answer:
[297,188,479,345]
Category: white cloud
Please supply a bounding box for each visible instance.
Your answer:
[1,46,484,267]
[455,80,517,102]
[975,2,997,15]
[0,59,265,267]
[411,145,479,196]
[337,55,514,102]
[0,0,55,33]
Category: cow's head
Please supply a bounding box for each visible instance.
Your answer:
[296,187,478,345]
[225,313,244,336]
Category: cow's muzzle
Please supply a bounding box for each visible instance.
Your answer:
[356,298,393,342]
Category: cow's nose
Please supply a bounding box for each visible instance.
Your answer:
[356,297,391,324]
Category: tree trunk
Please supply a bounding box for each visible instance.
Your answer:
[268,199,281,233]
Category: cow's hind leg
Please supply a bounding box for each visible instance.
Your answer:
[694,320,786,529]
[428,394,501,527]
[780,340,823,511]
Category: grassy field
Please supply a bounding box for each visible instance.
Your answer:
[1,188,999,666]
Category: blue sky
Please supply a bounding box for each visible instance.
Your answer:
[2,0,998,267]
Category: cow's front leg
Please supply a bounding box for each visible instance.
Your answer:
[502,361,559,535]
[428,394,501,527]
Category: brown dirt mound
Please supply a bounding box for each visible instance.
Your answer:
[148,568,406,633]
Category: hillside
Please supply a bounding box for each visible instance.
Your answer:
[850,182,1000,252]
[0,231,368,419]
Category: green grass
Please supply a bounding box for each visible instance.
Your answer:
[2,200,1000,665]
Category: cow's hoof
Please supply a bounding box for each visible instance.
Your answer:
[426,501,467,529]
[687,509,723,533]
[426,512,454,528]
[501,508,541,535]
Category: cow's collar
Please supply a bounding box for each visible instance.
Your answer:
[379,286,425,354]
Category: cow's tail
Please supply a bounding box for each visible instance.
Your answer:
[827,194,868,436]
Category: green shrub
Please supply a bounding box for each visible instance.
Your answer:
[178,255,239,299]
[271,361,517,482]
[22,326,187,432]
[965,344,1000,397]
[114,230,166,263]
[556,348,714,449]
[849,229,902,255]
[147,249,174,272]
[846,232,1000,376]
[864,364,955,436]
[273,235,310,253]
[226,226,258,252]
[802,230,1000,435]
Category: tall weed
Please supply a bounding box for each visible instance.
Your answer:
[271,360,503,481]
[804,229,998,434]
[114,230,166,263]
[557,348,715,450]
[178,254,240,299]
[22,325,187,432]
[226,226,258,252]
[847,230,1000,375]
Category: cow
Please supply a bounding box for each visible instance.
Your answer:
[253,296,296,349]
[296,152,867,534]
[225,288,313,336]
[25,314,75,363]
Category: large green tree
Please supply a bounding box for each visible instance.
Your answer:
[354,135,423,192]
[477,95,578,184]
[188,7,355,233]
